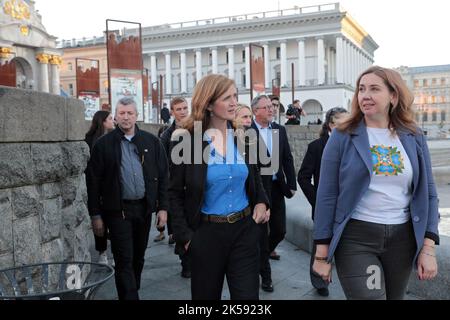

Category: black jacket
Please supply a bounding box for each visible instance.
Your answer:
[169,132,270,249]
[251,121,297,200]
[297,135,328,220]
[87,126,169,217]
[160,121,177,162]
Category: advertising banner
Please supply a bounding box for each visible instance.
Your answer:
[250,44,265,101]
[110,69,143,121]
[79,93,100,120]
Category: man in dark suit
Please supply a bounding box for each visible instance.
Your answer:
[251,95,297,292]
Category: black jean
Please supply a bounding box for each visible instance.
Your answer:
[269,181,286,253]
[259,223,272,283]
[104,202,152,300]
[190,214,260,300]
[94,233,108,253]
[334,219,416,300]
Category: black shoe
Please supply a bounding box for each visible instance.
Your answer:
[261,281,274,293]
[181,268,191,279]
[168,235,175,245]
[317,288,329,297]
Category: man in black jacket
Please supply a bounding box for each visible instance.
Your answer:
[87,97,169,300]
[251,95,297,292]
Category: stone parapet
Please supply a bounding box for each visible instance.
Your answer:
[0,86,91,271]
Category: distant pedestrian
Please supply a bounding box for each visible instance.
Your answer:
[161,103,171,124]
[84,110,115,265]
[298,107,348,297]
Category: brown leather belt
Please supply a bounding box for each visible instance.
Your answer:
[202,207,252,224]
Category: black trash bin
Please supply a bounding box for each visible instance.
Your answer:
[0,262,114,300]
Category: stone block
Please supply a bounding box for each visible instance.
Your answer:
[0,190,13,253]
[40,197,62,243]
[60,177,78,208]
[66,98,86,141]
[40,182,62,200]
[42,239,64,264]
[13,215,42,266]
[0,87,66,142]
[61,142,89,177]
[0,144,33,189]
[11,186,43,219]
[0,253,14,270]
[31,144,65,183]
[74,219,92,263]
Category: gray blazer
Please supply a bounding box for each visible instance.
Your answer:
[313,120,440,267]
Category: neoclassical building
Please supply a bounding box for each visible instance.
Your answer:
[0,0,62,93]
[397,65,450,138]
[140,2,378,123]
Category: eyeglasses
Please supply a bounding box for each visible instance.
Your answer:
[257,105,274,111]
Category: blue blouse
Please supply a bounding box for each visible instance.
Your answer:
[201,129,250,216]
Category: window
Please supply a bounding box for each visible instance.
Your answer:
[441,111,446,122]
[276,47,281,60]
[423,79,428,87]
[209,53,212,66]
[414,80,419,88]
[242,50,246,63]
[441,78,446,86]
[226,52,229,64]
[432,78,437,86]
[68,62,73,71]
[68,84,74,96]
[432,111,437,122]
[423,112,428,123]
[415,112,420,122]
[242,74,246,87]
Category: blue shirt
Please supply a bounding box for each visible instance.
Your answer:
[254,121,277,181]
[120,135,146,200]
[201,129,249,216]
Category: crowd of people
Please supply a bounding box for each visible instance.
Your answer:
[84,66,439,301]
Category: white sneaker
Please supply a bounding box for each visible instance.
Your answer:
[98,252,108,265]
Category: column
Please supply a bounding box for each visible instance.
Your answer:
[349,43,355,86]
[280,40,287,87]
[343,39,349,85]
[317,37,325,85]
[49,55,62,95]
[228,46,235,80]
[196,49,202,83]
[297,38,306,86]
[262,42,270,89]
[165,52,172,94]
[245,45,250,89]
[150,55,157,84]
[211,47,218,74]
[180,50,187,93]
[36,53,50,93]
[336,36,344,84]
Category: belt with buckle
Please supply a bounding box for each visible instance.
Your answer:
[202,207,252,224]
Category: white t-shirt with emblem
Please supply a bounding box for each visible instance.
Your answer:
[352,127,413,225]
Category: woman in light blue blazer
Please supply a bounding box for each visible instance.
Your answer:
[312,66,439,300]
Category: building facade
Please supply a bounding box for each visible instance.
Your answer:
[57,3,378,123]
[397,65,450,138]
[0,0,61,93]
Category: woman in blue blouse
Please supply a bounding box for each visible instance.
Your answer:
[169,74,269,300]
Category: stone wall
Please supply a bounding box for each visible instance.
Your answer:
[0,86,90,271]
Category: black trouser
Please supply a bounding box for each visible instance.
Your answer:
[104,201,152,300]
[269,181,286,253]
[94,233,108,253]
[190,214,260,300]
[259,223,271,283]
[335,219,416,300]
[310,243,329,290]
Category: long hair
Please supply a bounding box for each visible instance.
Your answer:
[234,103,253,128]
[320,107,348,138]
[339,66,417,134]
[183,74,236,133]
[85,111,111,149]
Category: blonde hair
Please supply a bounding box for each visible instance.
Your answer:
[183,74,236,133]
[234,103,253,128]
[339,66,417,134]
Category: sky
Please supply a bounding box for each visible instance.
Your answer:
[34,0,450,68]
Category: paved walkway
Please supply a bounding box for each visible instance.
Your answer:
[94,222,423,301]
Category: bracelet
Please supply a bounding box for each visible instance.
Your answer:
[314,256,328,262]
[420,251,436,258]
[423,244,435,249]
